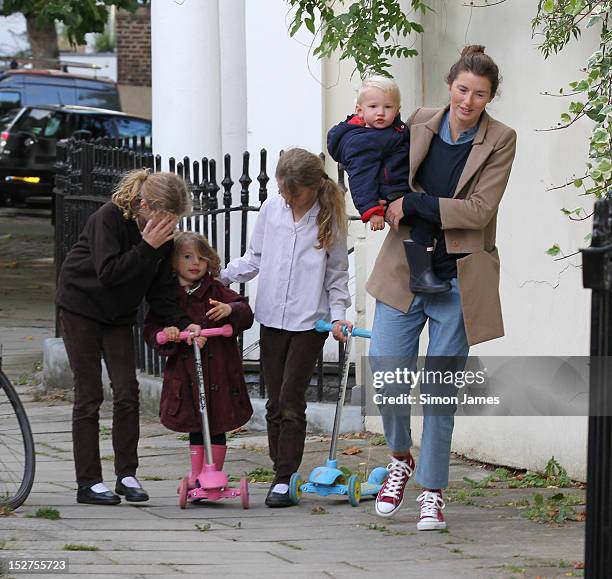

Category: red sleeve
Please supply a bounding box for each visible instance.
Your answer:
[361,205,385,222]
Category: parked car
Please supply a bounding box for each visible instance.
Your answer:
[0,105,151,206]
[0,69,121,114]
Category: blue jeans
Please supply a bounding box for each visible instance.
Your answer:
[369,279,469,489]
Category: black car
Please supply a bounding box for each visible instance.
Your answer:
[0,69,121,113]
[0,105,151,205]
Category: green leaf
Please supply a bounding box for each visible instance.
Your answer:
[573,178,583,188]
[593,128,608,144]
[304,17,315,34]
[569,101,584,114]
[546,244,561,256]
[542,0,554,13]
[560,113,571,123]
[597,159,612,173]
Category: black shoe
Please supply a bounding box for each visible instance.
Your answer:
[115,477,149,502]
[76,485,121,505]
[265,484,293,508]
[403,240,451,294]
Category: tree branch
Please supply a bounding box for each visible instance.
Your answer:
[462,0,510,6]
[535,110,587,132]
[569,212,594,221]
[545,176,588,192]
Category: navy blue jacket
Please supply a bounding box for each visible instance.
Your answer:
[327,114,410,221]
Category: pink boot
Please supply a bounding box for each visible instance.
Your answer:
[187,445,204,489]
[211,444,227,471]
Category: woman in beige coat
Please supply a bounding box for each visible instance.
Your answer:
[369,46,517,530]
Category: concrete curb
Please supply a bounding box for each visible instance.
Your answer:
[43,337,365,434]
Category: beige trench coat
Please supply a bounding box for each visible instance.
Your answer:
[366,106,517,346]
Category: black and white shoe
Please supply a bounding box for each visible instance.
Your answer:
[76,483,121,505]
[265,483,293,508]
[115,476,149,502]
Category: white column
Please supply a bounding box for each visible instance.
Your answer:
[151,0,221,168]
[219,0,247,264]
[219,0,247,191]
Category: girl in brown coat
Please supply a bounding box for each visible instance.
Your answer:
[144,232,254,489]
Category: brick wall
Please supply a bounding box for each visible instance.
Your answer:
[116,5,151,87]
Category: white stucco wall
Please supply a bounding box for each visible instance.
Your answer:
[243,0,356,360]
[320,2,596,480]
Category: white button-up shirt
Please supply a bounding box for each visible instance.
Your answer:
[220,194,351,331]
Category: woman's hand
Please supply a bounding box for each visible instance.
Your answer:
[331,320,353,343]
[162,326,180,342]
[381,198,404,231]
[142,215,179,249]
[206,299,232,321]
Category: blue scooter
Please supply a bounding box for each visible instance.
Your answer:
[288,320,387,507]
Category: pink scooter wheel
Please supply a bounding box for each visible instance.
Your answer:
[178,477,188,509]
[240,476,249,509]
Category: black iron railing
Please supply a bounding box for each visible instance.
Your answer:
[581,196,612,578]
[54,137,353,402]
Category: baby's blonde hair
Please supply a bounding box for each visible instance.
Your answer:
[357,75,401,108]
[111,169,192,220]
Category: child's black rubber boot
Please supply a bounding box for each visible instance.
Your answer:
[403,240,451,294]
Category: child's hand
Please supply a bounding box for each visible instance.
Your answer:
[184,323,201,345]
[331,320,353,343]
[369,214,385,231]
[206,299,232,321]
[163,326,180,342]
[142,215,179,249]
[195,336,207,349]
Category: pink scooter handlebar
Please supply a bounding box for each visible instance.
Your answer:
[156,324,233,345]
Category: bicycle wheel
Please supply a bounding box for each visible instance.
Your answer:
[0,368,35,510]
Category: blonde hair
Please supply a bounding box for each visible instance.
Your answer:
[357,75,401,108]
[275,148,347,251]
[173,231,221,279]
[111,169,192,220]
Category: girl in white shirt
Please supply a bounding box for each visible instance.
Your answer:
[221,148,351,507]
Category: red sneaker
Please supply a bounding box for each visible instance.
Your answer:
[375,455,415,518]
[416,490,446,530]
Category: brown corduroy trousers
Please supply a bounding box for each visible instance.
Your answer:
[60,308,140,488]
[259,325,327,484]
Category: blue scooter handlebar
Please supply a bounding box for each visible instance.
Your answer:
[315,319,372,339]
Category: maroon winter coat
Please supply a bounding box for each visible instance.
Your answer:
[144,273,254,435]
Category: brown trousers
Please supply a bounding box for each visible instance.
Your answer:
[60,308,140,488]
[260,325,327,484]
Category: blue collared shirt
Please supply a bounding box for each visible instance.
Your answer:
[438,110,479,145]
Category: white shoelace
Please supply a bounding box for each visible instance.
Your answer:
[380,458,413,500]
[417,490,445,518]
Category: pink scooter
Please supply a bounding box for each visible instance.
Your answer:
[156,325,249,509]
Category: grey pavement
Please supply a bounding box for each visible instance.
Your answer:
[0,209,587,578]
